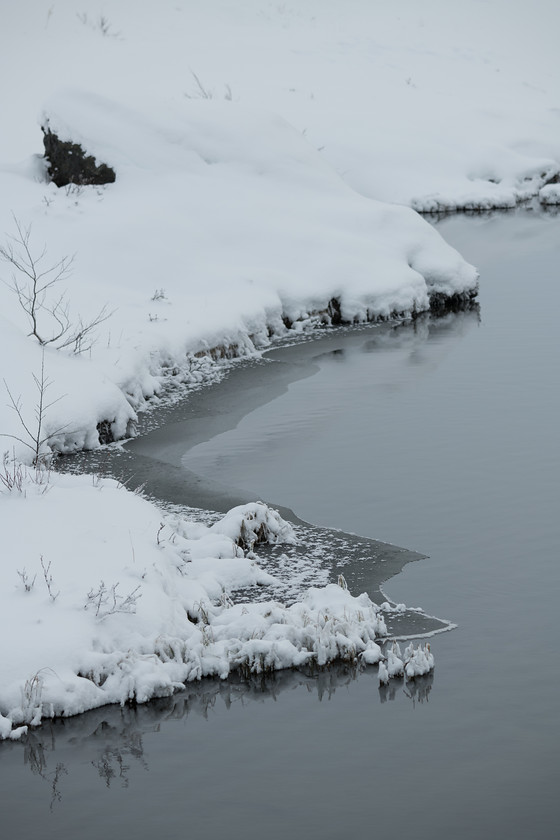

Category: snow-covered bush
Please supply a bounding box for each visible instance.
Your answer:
[210,502,297,550]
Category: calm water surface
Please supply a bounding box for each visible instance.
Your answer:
[1,211,558,838]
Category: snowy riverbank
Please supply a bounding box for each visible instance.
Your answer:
[0,467,434,740]
[0,86,479,458]
[1,0,558,738]
[4,0,559,457]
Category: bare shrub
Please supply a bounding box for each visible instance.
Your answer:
[1,217,112,354]
[1,451,24,491]
[85,581,141,618]
[17,567,36,592]
[2,352,69,465]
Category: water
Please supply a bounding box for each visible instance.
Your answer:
[1,210,559,838]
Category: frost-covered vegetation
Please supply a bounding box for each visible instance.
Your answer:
[0,468,433,739]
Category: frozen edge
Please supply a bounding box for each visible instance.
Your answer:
[49,288,479,456]
[412,170,560,214]
[0,490,436,740]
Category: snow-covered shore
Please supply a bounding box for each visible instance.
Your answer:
[1,1,558,737]
[0,468,435,740]
[5,0,558,456]
[0,86,479,458]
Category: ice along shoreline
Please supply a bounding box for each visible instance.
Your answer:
[67,313,469,632]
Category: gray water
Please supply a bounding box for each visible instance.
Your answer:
[1,210,559,838]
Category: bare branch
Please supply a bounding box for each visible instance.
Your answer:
[4,379,36,445]
[1,216,110,352]
[56,303,114,354]
[40,556,60,602]
[17,567,36,592]
[1,452,25,492]
[84,581,141,618]
[1,352,71,464]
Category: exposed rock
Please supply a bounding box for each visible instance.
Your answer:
[326,296,342,325]
[429,288,479,314]
[42,126,116,187]
[96,420,115,445]
[96,418,136,445]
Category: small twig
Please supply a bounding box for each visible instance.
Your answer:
[17,567,36,592]
[156,523,165,545]
[1,216,113,354]
[1,451,24,492]
[85,581,141,618]
[40,555,59,602]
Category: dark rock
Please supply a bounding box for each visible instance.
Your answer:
[429,288,479,315]
[96,420,116,445]
[96,417,137,445]
[326,296,342,325]
[42,126,116,187]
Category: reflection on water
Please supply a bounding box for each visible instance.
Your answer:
[182,307,483,537]
[184,305,480,512]
[3,664,434,813]
[314,308,481,371]
[23,736,67,812]
[424,197,560,223]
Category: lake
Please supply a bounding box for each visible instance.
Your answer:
[1,208,558,838]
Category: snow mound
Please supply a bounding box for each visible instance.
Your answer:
[210,501,297,550]
[411,157,559,213]
[539,184,560,205]
[0,470,413,739]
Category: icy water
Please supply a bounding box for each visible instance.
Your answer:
[2,210,559,838]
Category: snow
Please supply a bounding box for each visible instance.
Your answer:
[0,468,420,737]
[209,501,297,549]
[0,85,478,459]
[539,184,560,205]
[0,0,555,458]
[1,0,556,736]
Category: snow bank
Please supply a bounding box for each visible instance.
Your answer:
[0,2,505,459]
[3,0,554,462]
[0,469,432,739]
[2,1,558,212]
[0,86,478,459]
